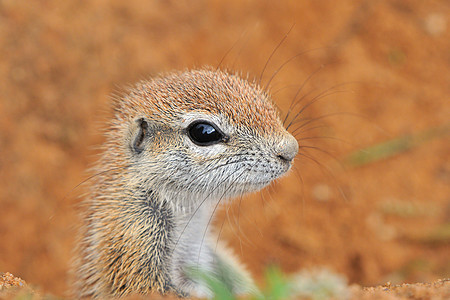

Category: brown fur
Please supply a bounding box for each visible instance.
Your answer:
[116,69,281,134]
[72,68,297,298]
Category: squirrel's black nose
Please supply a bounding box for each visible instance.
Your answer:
[276,134,299,162]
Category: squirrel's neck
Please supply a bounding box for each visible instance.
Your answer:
[85,189,177,296]
[87,186,216,297]
[136,189,217,296]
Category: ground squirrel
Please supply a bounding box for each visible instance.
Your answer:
[72,68,299,298]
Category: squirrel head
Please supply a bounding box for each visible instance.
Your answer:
[109,69,298,211]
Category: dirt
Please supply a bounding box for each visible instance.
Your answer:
[0,0,448,298]
[351,279,450,300]
[1,273,448,300]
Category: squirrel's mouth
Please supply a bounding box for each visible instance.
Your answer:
[218,164,292,192]
[227,179,274,195]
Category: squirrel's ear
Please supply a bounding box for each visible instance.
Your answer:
[132,118,149,154]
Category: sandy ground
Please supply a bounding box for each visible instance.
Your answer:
[0,0,449,298]
[1,273,449,299]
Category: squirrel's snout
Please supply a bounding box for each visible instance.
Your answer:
[276,134,299,162]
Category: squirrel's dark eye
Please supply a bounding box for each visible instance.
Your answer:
[187,121,226,146]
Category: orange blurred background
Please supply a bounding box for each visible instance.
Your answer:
[0,0,448,297]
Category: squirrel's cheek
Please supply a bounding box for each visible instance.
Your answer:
[185,142,228,158]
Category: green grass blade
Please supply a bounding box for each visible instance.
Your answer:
[343,124,449,167]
